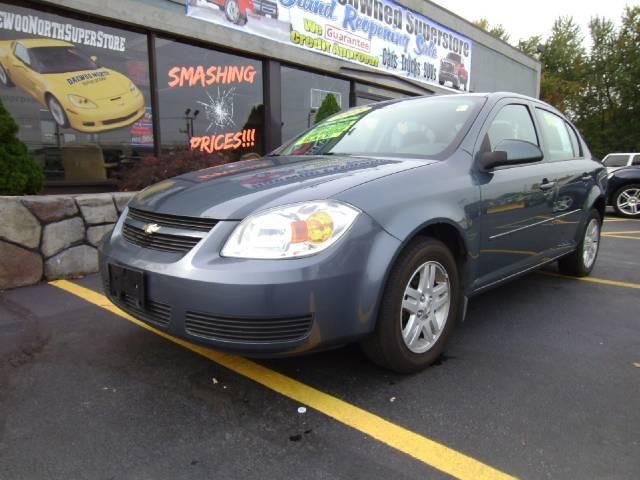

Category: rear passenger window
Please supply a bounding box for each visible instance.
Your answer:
[482,104,538,153]
[632,155,640,166]
[535,109,574,161]
[603,154,631,167]
[565,121,582,157]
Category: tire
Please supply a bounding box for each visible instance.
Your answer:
[47,95,70,129]
[0,63,14,87]
[558,209,601,277]
[361,237,461,373]
[224,0,243,24]
[612,184,640,218]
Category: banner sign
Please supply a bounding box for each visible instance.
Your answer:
[186,0,472,91]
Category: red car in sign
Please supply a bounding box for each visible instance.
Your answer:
[438,52,469,91]
[207,0,278,25]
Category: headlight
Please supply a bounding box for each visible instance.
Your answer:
[129,82,140,97]
[221,201,360,259]
[67,94,97,109]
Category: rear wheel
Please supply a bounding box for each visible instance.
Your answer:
[613,184,640,218]
[558,209,601,277]
[361,237,461,373]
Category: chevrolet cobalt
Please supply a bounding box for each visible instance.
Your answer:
[100,93,606,372]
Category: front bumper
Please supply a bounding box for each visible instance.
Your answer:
[65,94,145,133]
[99,208,400,356]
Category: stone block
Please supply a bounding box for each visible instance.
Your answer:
[0,198,41,249]
[87,224,114,246]
[76,194,117,225]
[112,192,136,213]
[0,241,43,289]
[44,245,99,280]
[41,217,85,258]
[22,196,78,222]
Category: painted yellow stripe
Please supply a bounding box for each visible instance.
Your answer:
[601,230,640,235]
[601,234,640,240]
[541,272,640,289]
[604,218,640,223]
[50,279,515,480]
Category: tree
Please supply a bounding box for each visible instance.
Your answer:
[0,97,43,195]
[314,93,341,124]
[473,18,511,43]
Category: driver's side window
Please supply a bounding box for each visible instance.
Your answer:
[481,104,539,153]
[14,43,31,66]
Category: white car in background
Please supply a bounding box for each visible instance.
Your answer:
[602,153,640,174]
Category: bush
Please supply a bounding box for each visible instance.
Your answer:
[118,149,232,191]
[314,93,341,124]
[0,97,43,195]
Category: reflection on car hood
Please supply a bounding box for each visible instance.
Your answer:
[130,155,435,219]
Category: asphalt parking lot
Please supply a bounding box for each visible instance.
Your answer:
[1,215,639,480]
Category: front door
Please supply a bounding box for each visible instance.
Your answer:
[475,101,559,288]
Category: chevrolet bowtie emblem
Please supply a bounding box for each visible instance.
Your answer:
[143,223,160,235]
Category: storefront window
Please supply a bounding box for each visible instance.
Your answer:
[280,66,350,143]
[154,38,264,161]
[0,2,153,189]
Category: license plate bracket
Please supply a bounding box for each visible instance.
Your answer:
[108,264,145,308]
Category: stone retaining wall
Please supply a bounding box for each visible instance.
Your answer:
[0,193,135,290]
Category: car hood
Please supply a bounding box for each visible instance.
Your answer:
[129,155,435,219]
[44,68,130,99]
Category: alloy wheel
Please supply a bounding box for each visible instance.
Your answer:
[582,218,600,269]
[616,187,640,216]
[400,261,451,354]
[48,97,67,127]
[226,0,240,23]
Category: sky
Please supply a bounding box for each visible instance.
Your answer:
[431,0,637,46]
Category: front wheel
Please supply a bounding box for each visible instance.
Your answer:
[558,209,601,277]
[361,237,461,373]
[224,0,245,25]
[613,184,640,218]
[0,63,14,87]
[47,95,70,129]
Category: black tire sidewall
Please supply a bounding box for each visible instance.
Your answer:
[373,238,460,372]
[577,210,602,275]
[613,184,640,218]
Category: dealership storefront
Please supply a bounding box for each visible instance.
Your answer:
[0,0,540,193]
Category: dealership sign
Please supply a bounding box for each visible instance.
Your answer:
[186,0,472,91]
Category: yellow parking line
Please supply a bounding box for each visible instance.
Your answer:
[541,272,640,289]
[604,218,640,223]
[601,234,640,240]
[50,279,515,480]
[601,230,640,235]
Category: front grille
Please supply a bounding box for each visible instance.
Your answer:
[128,208,218,232]
[102,110,139,126]
[122,223,201,253]
[185,311,313,343]
[116,294,171,328]
[441,62,454,73]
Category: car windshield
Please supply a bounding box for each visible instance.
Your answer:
[276,96,485,159]
[603,154,630,167]
[447,53,461,63]
[29,47,98,74]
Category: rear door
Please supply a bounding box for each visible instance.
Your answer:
[532,108,590,247]
[475,100,559,288]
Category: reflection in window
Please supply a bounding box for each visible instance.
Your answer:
[535,109,574,162]
[0,2,153,190]
[281,67,350,143]
[154,38,264,162]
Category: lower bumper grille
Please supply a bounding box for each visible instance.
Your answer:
[185,311,313,343]
[116,294,171,328]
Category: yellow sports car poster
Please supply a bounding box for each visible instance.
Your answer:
[0,38,145,133]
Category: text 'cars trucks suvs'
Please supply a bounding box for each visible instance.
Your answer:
[99,93,606,373]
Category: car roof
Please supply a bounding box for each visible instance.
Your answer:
[15,39,73,48]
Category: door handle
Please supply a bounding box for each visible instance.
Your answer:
[581,173,592,181]
[539,180,556,191]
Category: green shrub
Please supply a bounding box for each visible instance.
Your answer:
[0,97,43,195]
[314,93,341,124]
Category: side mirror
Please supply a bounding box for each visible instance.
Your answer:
[479,139,544,170]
